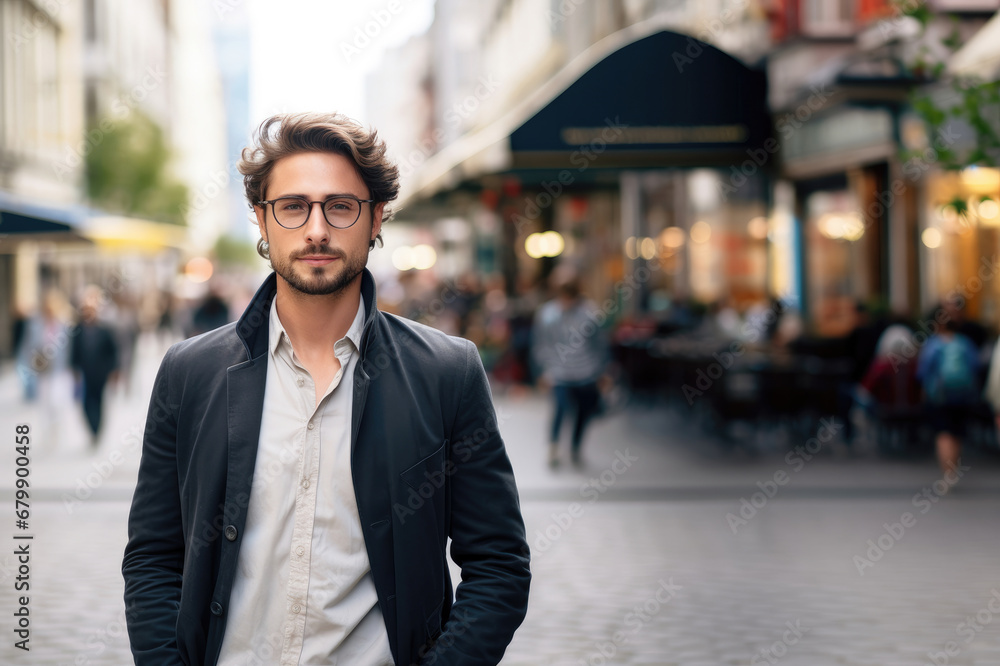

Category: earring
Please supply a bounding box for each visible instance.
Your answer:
[261,241,269,252]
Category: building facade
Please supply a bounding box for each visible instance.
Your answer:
[373,0,1000,337]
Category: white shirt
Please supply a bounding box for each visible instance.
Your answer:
[217,295,394,666]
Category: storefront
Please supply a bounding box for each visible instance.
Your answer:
[931,12,1000,329]
[778,102,917,336]
[920,167,1000,327]
[398,26,774,317]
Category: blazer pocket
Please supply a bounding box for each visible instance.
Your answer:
[400,439,449,492]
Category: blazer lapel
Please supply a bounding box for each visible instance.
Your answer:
[225,356,268,516]
[216,356,268,595]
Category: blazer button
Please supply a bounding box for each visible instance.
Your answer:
[210,601,223,616]
[224,525,238,541]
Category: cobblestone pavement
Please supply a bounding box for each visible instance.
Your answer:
[504,498,1000,666]
[1,334,1000,664]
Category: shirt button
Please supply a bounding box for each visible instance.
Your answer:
[295,545,305,557]
[291,603,301,614]
[210,601,223,616]
[307,421,315,430]
[224,525,237,541]
[301,478,310,489]
[296,378,304,387]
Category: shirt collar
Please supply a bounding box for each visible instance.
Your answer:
[268,293,366,360]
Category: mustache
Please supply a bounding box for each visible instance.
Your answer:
[292,246,343,260]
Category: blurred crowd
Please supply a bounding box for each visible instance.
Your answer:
[614,291,1000,473]
[13,267,1000,473]
[8,279,251,447]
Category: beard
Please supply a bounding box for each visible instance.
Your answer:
[271,244,367,296]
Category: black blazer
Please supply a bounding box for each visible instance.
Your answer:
[122,269,530,665]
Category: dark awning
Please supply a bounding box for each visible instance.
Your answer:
[399,25,771,206]
[0,191,89,240]
[509,31,769,169]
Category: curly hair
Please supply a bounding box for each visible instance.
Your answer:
[239,112,400,254]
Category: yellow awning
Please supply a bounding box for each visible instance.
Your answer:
[83,216,190,254]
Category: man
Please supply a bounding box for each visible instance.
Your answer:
[917,312,979,480]
[123,112,530,665]
[531,266,608,467]
[70,289,120,447]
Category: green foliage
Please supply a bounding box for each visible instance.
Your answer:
[942,195,969,219]
[919,78,1000,169]
[897,0,932,27]
[901,2,1000,168]
[213,233,259,267]
[941,23,963,51]
[85,110,189,225]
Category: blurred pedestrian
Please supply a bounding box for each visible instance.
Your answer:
[19,290,74,445]
[157,290,177,344]
[107,291,139,396]
[943,297,988,350]
[917,316,979,480]
[532,266,609,467]
[12,304,37,401]
[187,288,230,337]
[858,325,922,411]
[836,301,884,450]
[857,324,922,451]
[982,335,1000,431]
[70,296,119,448]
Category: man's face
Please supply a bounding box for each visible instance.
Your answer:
[255,151,384,296]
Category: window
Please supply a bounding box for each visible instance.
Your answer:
[800,0,854,37]
[1,1,62,161]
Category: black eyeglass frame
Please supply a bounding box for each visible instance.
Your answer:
[257,195,376,230]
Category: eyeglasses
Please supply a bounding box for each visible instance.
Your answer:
[257,195,374,229]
